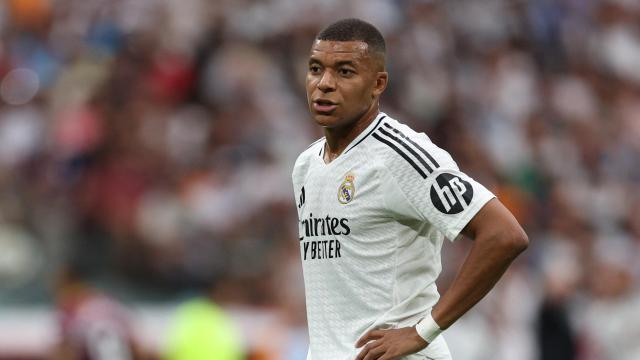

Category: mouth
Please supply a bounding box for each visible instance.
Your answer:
[313,99,338,113]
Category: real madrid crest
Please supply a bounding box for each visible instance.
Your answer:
[338,173,356,204]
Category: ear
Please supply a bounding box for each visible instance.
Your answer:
[372,71,388,98]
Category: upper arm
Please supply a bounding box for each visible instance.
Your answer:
[461,198,528,245]
[381,144,496,240]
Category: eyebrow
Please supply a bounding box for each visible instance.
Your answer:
[308,58,358,67]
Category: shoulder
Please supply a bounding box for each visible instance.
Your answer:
[292,137,324,182]
[368,115,457,179]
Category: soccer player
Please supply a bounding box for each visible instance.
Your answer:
[291,18,529,360]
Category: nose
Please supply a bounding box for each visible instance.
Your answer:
[317,70,336,92]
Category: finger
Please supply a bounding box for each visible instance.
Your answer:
[363,344,387,360]
[378,346,404,360]
[355,340,383,360]
[356,330,385,347]
[378,349,403,360]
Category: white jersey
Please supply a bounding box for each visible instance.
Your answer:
[292,112,495,360]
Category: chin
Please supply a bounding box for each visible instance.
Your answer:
[313,113,341,127]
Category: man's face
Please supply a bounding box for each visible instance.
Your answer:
[306,40,387,129]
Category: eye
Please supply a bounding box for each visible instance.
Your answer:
[338,68,354,77]
[309,65,321,74]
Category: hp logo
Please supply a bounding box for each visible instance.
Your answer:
[430,173,474,214]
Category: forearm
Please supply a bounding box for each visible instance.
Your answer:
[431,231,527,330]
[355,232,526,360]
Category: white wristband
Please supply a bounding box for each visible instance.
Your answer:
[415,313,442,343]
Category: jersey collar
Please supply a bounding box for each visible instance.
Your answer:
[342,112,387,154]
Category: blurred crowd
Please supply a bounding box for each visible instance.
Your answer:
[0,0,639,359]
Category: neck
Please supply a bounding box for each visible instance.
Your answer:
[324,103,379,162]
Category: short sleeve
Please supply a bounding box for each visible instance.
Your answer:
[380,136,495,241]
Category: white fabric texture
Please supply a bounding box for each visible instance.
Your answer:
[292,113,494,360]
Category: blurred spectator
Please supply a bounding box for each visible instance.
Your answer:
[165,294,244,360]
[51,263,141,360]
[580,237,640,360]
[0,0,638,359]
[536,240,581,360]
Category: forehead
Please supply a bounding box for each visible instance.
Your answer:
[309,40,371,62]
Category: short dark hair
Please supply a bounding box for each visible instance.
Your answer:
[316,18,386,55]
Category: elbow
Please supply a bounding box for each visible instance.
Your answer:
[499,227,529,258]
[514,229,529,255]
